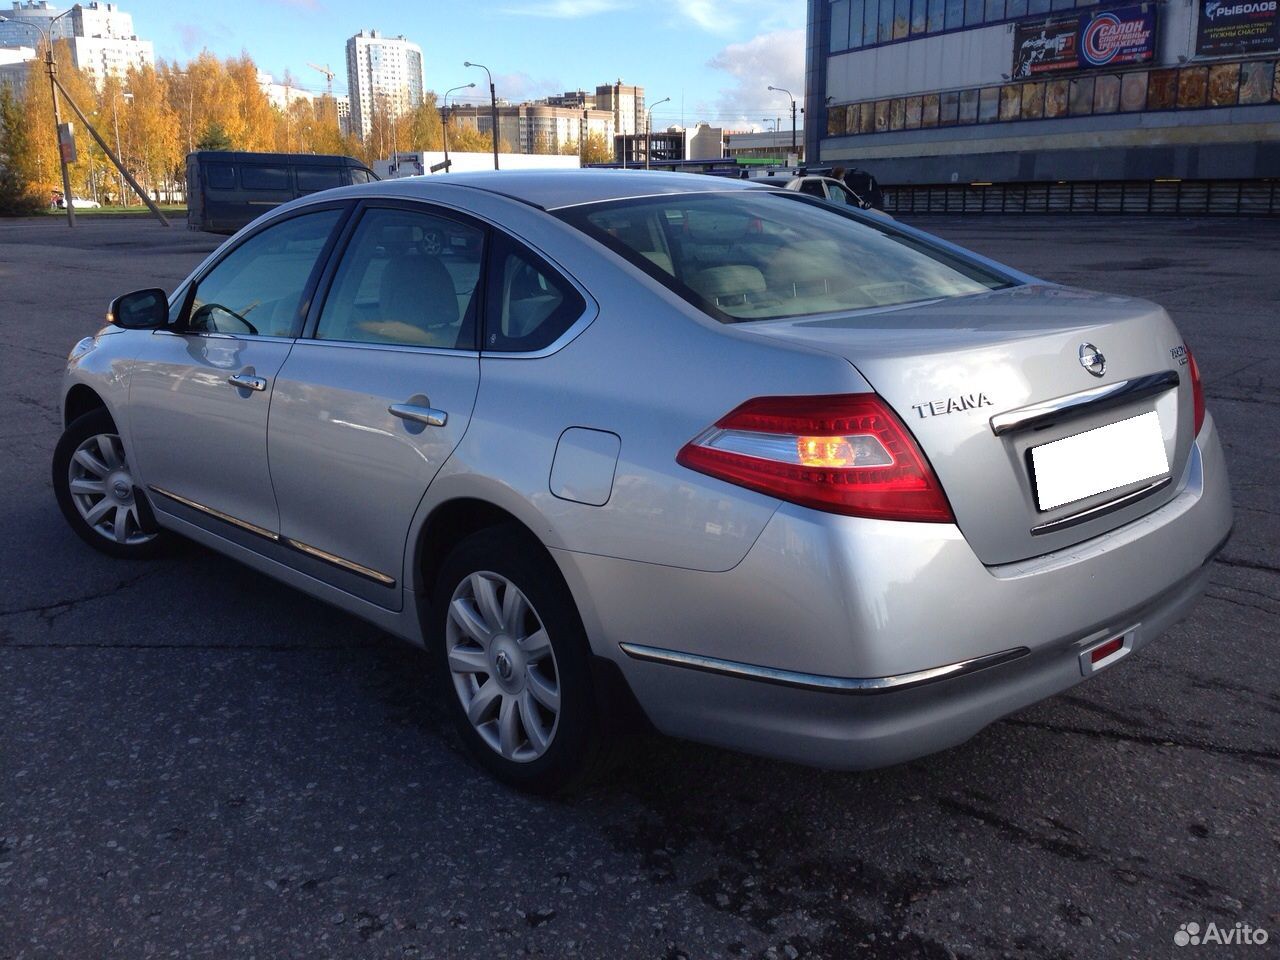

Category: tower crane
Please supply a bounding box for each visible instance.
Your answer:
[307,62,335,96]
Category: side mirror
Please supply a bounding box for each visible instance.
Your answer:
[108,288,168,329]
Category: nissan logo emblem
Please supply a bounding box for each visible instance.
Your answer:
[1078,342,1106,377]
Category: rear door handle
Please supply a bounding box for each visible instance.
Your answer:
[389,402,448,427]
[228,373,268,392]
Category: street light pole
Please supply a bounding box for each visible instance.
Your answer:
[463,61,499,170]
[2,10,75,225]
[441,82,475,173]
[645,96,669,171]
[767,85,797,155]
[113,90,131,206]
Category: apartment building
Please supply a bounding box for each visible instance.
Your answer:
[345,29,424,141]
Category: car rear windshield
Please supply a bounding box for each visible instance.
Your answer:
[558,191,1012,322]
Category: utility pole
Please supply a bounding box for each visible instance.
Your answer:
[464,61,499,170]
[1,10,78,225]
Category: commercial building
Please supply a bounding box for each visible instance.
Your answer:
[345,29,424,142]
[723,127,805,160]
[805,0,1280,212]
[0,1,152,87]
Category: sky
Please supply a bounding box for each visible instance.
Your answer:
[120,0,807,132]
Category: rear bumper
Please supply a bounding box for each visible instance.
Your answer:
[552,415,1232,769]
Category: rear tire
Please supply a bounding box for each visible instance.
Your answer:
[52,408,168,559]
[431,524,605,794]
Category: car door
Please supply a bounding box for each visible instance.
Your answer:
[266,202,486,607]
[129,205,347,537]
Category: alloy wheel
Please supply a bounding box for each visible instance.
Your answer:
[446,571,561,762]
[66,433,154,546]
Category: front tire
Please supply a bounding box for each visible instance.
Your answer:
[52,408,167,559]
[431,525,604,793]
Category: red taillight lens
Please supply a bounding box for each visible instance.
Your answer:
[1186,345,1206,436]
[676,393,954,522]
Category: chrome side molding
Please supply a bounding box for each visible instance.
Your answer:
[148,485,396,587]
[149,485,279,541]
[618,642,1029,695]
[989,370,1180,436]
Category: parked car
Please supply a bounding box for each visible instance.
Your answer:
[185,151,378,234]
[54,195,102,209]
[54,171,1232,792]
[753,173,892,217]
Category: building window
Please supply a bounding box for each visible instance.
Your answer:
[878,0,895,42]
[911,0,928,34]
[832,0,851,49]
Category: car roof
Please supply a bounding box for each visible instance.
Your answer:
[353,169,764,211]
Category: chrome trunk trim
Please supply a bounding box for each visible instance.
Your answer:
[1030,476,1172,535]
[617,643,1029,695]
[989,370,1180,436]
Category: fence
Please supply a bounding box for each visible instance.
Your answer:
[883,179,1280,216]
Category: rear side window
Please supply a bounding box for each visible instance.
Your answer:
[205,164,235,190]
[559,191,1010,322]
[483,237,585,352]
[297,167,343,193]
[241,166,291,191]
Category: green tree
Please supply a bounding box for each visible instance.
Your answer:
[0,85,42,214]
[196,121,232,151]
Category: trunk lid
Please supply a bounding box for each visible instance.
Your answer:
[741,284,1196,564]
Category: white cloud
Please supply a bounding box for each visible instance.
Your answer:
[705,27,805,130]
[673,0,804,34]
[503,0,631,16]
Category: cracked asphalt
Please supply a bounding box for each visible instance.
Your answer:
[1,214,1277,960]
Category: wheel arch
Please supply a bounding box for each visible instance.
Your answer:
[63,383,110,428]
[409,491,651,735]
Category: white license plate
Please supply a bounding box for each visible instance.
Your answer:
[1030,411,1169,512]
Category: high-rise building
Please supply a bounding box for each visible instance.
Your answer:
[594,80,644,137]
[0,2,153,87]
[345,29,424,141]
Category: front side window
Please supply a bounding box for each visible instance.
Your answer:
[187,208,342,337]
[558,191,1011,322]
[484,237,586,352]
[314,206,485,350]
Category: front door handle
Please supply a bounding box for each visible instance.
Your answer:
[228,373,268,392]
[389,402,448,427]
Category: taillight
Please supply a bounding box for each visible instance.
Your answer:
[676,393,954,522]
[1186,345,1206,435]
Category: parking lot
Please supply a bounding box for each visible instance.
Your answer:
[1,212,1277,959]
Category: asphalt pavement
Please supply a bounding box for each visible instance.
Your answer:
[1,213,1277,959]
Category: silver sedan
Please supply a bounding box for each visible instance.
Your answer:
[53,171,1233,792]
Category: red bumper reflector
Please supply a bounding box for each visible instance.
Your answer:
[1090,637,1124,664]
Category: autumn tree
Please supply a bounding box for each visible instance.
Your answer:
[581,132,613,165]
[0,84,42,214]
[120,63,180,200]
